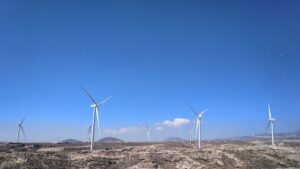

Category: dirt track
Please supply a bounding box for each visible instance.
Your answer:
[0,140,300,169]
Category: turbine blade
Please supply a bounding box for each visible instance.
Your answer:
[265,121,271,134]
[81,86,97,105]
[195,119,199,138]
[99,96,112,105]
[188,104,199,117]
[268,103,272,120]
[20,126,25,137]
[200,109,208,116]
[21,114,27,125]
[88,125,92,134]
[96,108,100,136]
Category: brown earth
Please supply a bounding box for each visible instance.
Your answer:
[0,140,300,169]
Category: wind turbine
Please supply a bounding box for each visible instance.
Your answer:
[17,115,27,143]
[146,125,151,142]
[81,87,112,151]
[189,105,208,149]
[266,103,275,146]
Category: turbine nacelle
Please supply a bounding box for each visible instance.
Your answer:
[188,104,208,119]
[198,114,203,119]
[269,118,275,122]
[91,104,99,108]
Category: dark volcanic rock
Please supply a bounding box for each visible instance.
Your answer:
[58,139,82,144]
[97,137,124,143]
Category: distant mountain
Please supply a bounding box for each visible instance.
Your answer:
[274,130,300,139]
[97,137,124,143]
[225,130,300,141]
[294,130,300,135]
[165,137,185,142]
[58,139,82,144]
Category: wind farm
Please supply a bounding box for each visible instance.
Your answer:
[1,94,300,168]
[0,54,299,169]
[1,0,300,168]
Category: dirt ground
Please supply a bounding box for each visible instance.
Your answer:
[0,140,300,169]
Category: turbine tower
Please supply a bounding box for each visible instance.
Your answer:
[17,115,27,143]
[146,125,151,142]
[82,87,112,151]
[266,103,275,146]
[189,105,208,149]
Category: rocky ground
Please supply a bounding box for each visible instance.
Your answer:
[0,140,300,169]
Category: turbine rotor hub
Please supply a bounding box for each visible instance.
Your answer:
[91,104,97,108]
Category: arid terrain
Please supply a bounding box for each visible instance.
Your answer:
[0,140,300,169]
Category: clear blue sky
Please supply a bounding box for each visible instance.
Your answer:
[0,0,300,142]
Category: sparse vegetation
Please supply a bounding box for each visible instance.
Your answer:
[1,140,300,169]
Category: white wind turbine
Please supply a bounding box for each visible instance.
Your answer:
[146,125,151,142]
[82,87,112,151]
[189,105,208,149]
[266,103,275,146]
[17,115,27,143]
